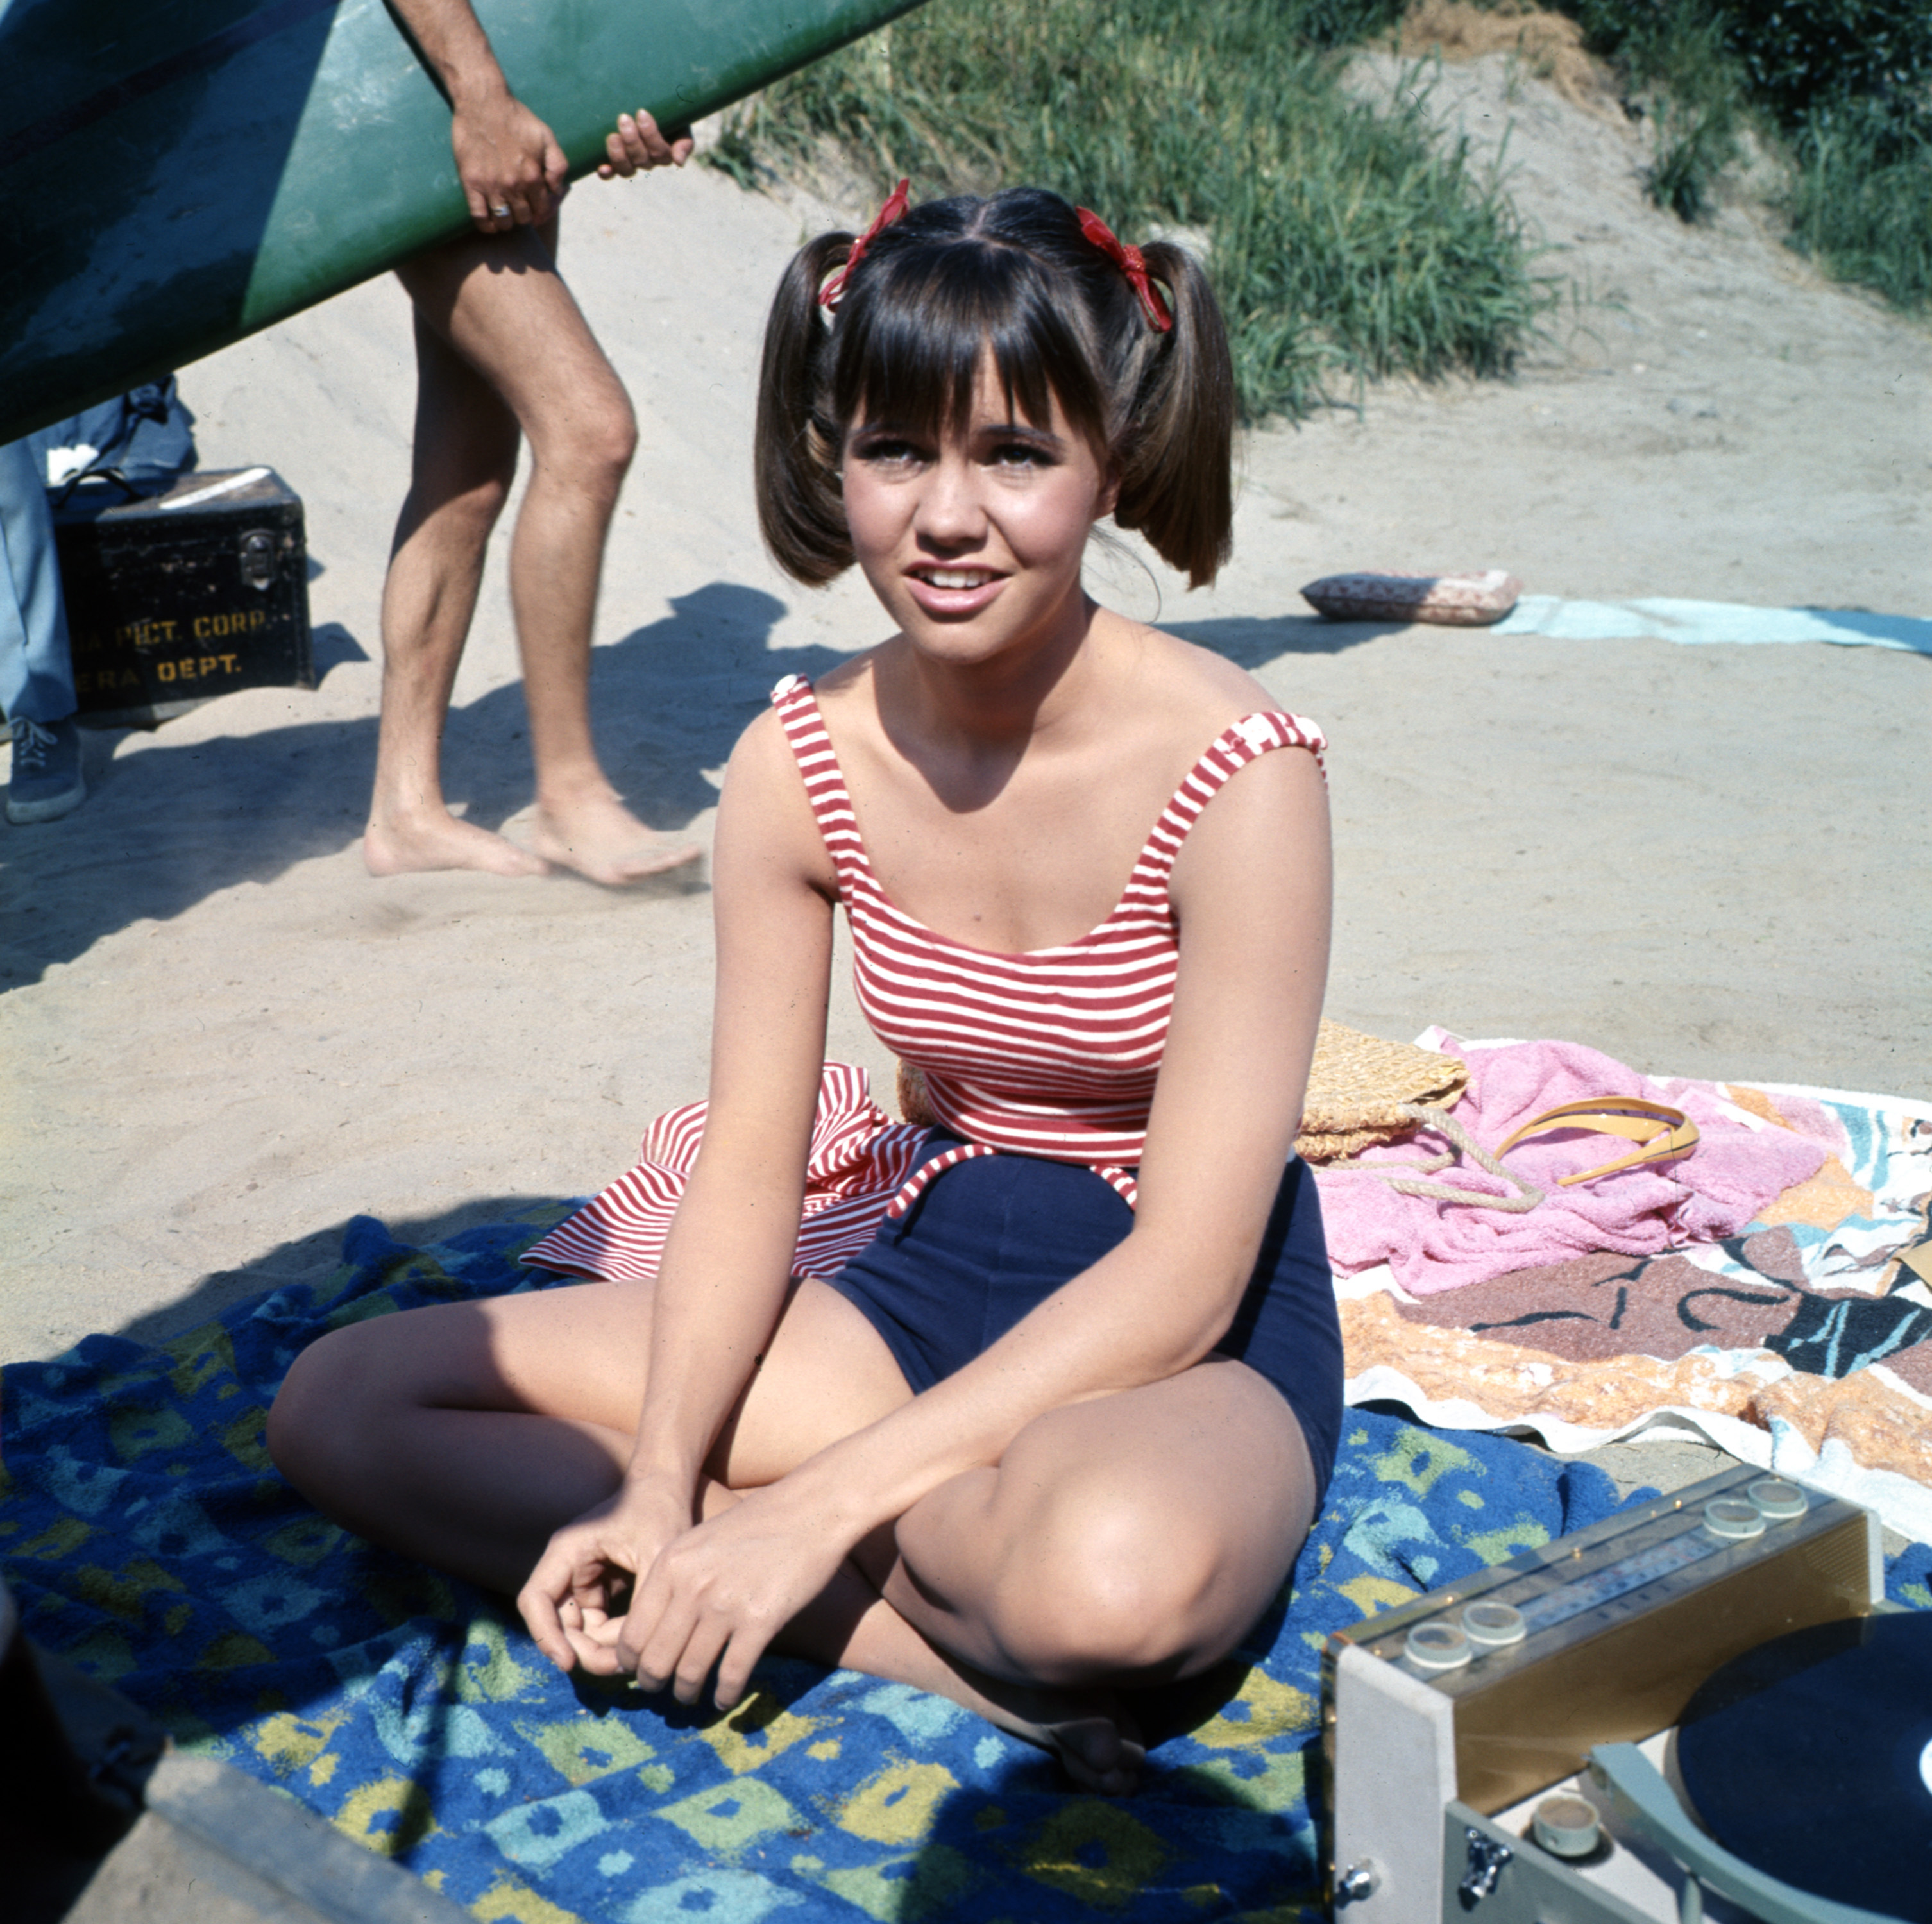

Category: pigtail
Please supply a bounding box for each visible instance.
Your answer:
[754,233,856,585]
[1110,242,1235,590]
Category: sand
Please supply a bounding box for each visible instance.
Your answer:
[3,52,1928,1365]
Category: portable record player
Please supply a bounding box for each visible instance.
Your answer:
[1320,1463,1924,1921]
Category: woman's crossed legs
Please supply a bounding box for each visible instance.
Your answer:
[267,1270,1317,1793]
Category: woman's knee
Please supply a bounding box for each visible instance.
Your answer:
[979,1483,1230,1683]
[266,1323,398,1498]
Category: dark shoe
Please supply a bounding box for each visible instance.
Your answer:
[6,716,86,823]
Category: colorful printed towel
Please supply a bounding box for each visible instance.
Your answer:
[1334,1046,1932,1540]
[1,1210,1715,1924]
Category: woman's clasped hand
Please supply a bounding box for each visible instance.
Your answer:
[520,1471,857,1710]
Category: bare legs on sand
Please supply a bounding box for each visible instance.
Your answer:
[363,222,699,885]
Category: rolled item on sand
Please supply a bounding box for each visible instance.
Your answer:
[1301,568,1523,625]
[0,0,928,444]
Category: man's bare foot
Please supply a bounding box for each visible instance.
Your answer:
[947,1665,1146,1796]
[530,791,702,887]
[364,806,552,878]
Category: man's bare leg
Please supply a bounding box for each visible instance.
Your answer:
[365,298,547,876]
[366,224,700,882]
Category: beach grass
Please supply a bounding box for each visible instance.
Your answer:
[707,0,1548,421]
[1783,106,1932,310]
[1559,0,1932,312]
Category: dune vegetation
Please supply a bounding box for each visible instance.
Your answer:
[708,0,1547,422]
[1557,0,1931,309]
[708,0,1929,424]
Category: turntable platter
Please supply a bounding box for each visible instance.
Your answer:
[1677,1612,1932,1921]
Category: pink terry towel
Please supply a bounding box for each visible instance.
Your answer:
[1312,1034,1827,1295]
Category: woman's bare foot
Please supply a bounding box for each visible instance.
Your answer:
[763,1542,1148,1793]
[785,1601,1145,1791]
[364,804,552,878]
[949,1665,1146,1796]
[530,791,702,887]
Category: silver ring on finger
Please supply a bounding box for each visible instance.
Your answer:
[492,204,511,218]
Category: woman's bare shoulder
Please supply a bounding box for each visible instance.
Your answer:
[726,698,793,776]
[1115,618,1308,743]
[716,705,840,898]
[811,648,885,705]
[731,647,879,757]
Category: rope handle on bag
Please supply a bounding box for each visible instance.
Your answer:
[1324,1104,1546,1212]
[1323,1096,1699,1212]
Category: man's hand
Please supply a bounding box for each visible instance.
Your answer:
[451,89,569,233]
[598,109,694,180]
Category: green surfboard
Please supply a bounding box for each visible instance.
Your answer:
[0,0,922,444]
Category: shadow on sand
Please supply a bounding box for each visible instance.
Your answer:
[0,582,847,992]
[1164,612,1410,666]
[101,1194,584,1354]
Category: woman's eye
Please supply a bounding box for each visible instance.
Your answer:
[988,441,1052,469]
[854,437,922,466]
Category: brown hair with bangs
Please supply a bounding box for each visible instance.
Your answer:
[755,188,1235,589]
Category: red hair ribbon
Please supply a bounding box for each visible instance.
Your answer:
[818,178,912,310]
[1075,207,1174,333]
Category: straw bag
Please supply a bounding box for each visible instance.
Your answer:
[897,1058,940,1129]
[1294,1022,1469,1161]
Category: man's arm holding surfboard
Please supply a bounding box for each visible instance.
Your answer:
[386,0,693,235]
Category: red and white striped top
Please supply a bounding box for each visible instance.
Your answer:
[521,675,1323,1285]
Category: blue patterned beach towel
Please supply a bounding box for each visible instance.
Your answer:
[6,1211,1929,1921]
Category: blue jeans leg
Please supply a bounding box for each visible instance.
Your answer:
[0,437,76,727]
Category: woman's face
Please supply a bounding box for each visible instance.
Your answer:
[840,354,1117,675]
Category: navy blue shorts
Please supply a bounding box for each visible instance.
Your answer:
[824,1135,1344,1507]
